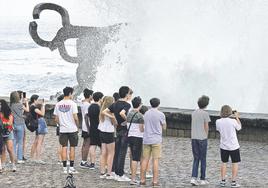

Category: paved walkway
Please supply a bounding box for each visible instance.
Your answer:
[1,126,268,187]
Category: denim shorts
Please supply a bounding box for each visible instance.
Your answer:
[6,131,14,140]
[36,118,48,135]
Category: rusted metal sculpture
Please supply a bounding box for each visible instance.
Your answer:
[29,3,124,97]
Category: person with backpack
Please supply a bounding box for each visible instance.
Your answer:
[29,95,47,164]
[54,87,79,174]
[10,91,29,164]
[0,99,16,172]
[127,97,144,185]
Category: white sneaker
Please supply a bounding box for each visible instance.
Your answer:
[100,174,107,179]
[231,181,240,188]
[117,175,131,182]
[106,174,115,180]
[69,167,79,174]
[12,164,16,172]
[200,180,210,185]
[17,160,25,164]
[146,173,153,179]
[130,180,140,185]
[114,175,119,181]
[190,178,199,186]
[63,167,68,174]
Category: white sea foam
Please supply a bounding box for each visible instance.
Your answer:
[0,0,268,113]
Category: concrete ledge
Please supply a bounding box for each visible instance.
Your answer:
[41,104,268,142]
[160,107,268,142]
[1,95,266,143]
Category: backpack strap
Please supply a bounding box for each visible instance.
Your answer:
[126,111,139,136]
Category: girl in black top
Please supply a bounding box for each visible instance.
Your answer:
[29,95,47,164]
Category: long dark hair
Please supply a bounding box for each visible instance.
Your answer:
[0,99,11,119]
[29,94,39,105]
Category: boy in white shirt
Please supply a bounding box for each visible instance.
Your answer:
[216,105,242,188]
[54,87,79,174]
[80,89,93,169]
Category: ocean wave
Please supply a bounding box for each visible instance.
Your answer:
[0,42,37,50]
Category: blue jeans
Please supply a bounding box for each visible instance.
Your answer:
[13,123,25,160]
[112,129,128,176]
[191,139,208,180]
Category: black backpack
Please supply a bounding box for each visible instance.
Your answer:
[64,174,76,188]
[25,111,38,132]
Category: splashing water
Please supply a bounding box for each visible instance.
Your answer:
[0,0,268,113]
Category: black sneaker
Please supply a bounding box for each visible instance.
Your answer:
[220,179,226,187]
[89,163,95,170]
[23,156,27,161]
[231,181,240,188]
[79,161,91,169]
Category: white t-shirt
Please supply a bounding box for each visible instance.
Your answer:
[53,99,78,133]
[216,117,241,150]
[127,110,144,138]
[81,101,91,132]
[128,122,143,138]
[98,116,114,133]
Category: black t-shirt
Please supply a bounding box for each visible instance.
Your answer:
[108,100,131,131]
[30,105,38,119]
[88,103,100,134]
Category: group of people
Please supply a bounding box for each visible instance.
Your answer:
[0,91,48,173]
[0,86,242,187]
[53,86,166,186]
[190,95,242,187]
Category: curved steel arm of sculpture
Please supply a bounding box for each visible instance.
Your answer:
[29,3,124,64]
[32,3,70,27]
[29,3,71,52]
[29,21,53,49]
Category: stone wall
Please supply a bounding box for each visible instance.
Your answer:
[161,107,268,142]
[44,104,268,142]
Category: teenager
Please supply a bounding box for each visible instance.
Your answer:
[87,92,104,169]
[190,95,211,186]
[103,86,132,182]
[0,99,16,172]
[140,105,153,179]
[29,95,47,164]
[54,87,79,174]
[99,96,116,179]
[216,105,242,188]
[127,97,144,185]
[140,98,167,186]
[56,94,64,164]
[10,91,29,163]
[80,89,94,169]
[17,90,27,161]
[0,123,3,173]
